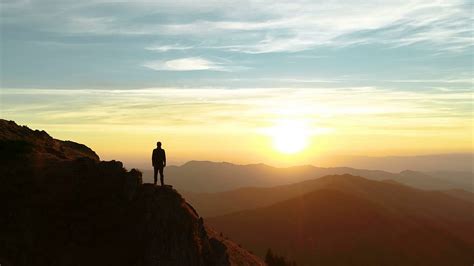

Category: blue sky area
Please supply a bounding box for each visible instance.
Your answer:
[1,0,472,90]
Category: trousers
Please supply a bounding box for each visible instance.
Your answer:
[154,166,164,185]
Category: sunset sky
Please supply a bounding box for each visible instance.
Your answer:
[1,0,472,169]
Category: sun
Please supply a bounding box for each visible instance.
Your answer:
[268,120,310,154]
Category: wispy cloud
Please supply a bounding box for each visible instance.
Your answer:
[143,57,230,71]
[3,86,472,127]
[1,0,471,94]
[145,44,194,52]
[3,0,470,53]
[3,86,471,162]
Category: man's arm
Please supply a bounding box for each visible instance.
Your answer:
[163,150,166,167]
[151,150,155,166]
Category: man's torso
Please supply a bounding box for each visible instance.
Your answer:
[152,148,165,166]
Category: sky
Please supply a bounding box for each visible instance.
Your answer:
[0,0,472,169]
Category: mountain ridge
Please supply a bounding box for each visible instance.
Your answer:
[183,173,474,217]
[207,174,474,266]
[151,160,472,193]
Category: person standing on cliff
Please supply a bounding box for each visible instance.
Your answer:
[152,141,166,186]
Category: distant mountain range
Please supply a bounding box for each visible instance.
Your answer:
[321,153,473,172]
[183,174,474,218]
[206,174,474,266]
[142,161,473,193]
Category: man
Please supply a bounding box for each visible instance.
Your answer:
[152,141,166,186]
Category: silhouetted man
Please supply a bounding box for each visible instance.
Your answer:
[152,141,166,186]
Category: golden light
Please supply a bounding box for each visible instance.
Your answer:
[267,120,310,154]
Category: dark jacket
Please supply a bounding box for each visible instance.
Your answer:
[152,148,166,167]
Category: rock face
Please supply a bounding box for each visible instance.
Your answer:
[0,119,263,266]
[0,119,99,162]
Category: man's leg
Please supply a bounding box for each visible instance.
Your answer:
[159,167,164,186]
[153,167,158,185]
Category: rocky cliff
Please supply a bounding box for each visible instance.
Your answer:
[0,119,263,266]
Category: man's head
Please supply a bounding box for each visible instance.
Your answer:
[157,141,162,148]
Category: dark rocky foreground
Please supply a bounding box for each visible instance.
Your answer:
[0,119,263,266]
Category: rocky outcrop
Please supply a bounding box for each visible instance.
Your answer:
[0,119,99,162]
[0,119,263,266]
[128,184,230,265]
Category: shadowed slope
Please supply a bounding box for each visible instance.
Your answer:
[185,174,474,217]
[439,189,474,203]
[207,175,474,266]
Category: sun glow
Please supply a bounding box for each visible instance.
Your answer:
[268,120,311,154]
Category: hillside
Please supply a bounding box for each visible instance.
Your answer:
[184,174,474,217]
[439,189,474,203]
[207,175,474,266]
[325,154,473,172]
[144,161,472,193]
[0,119,263,266]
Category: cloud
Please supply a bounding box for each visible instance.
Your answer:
[2,0,470,53]
[145,44,193,52]
[2,86,471,137]
[142,57,230,71]
[209,35,318,53]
